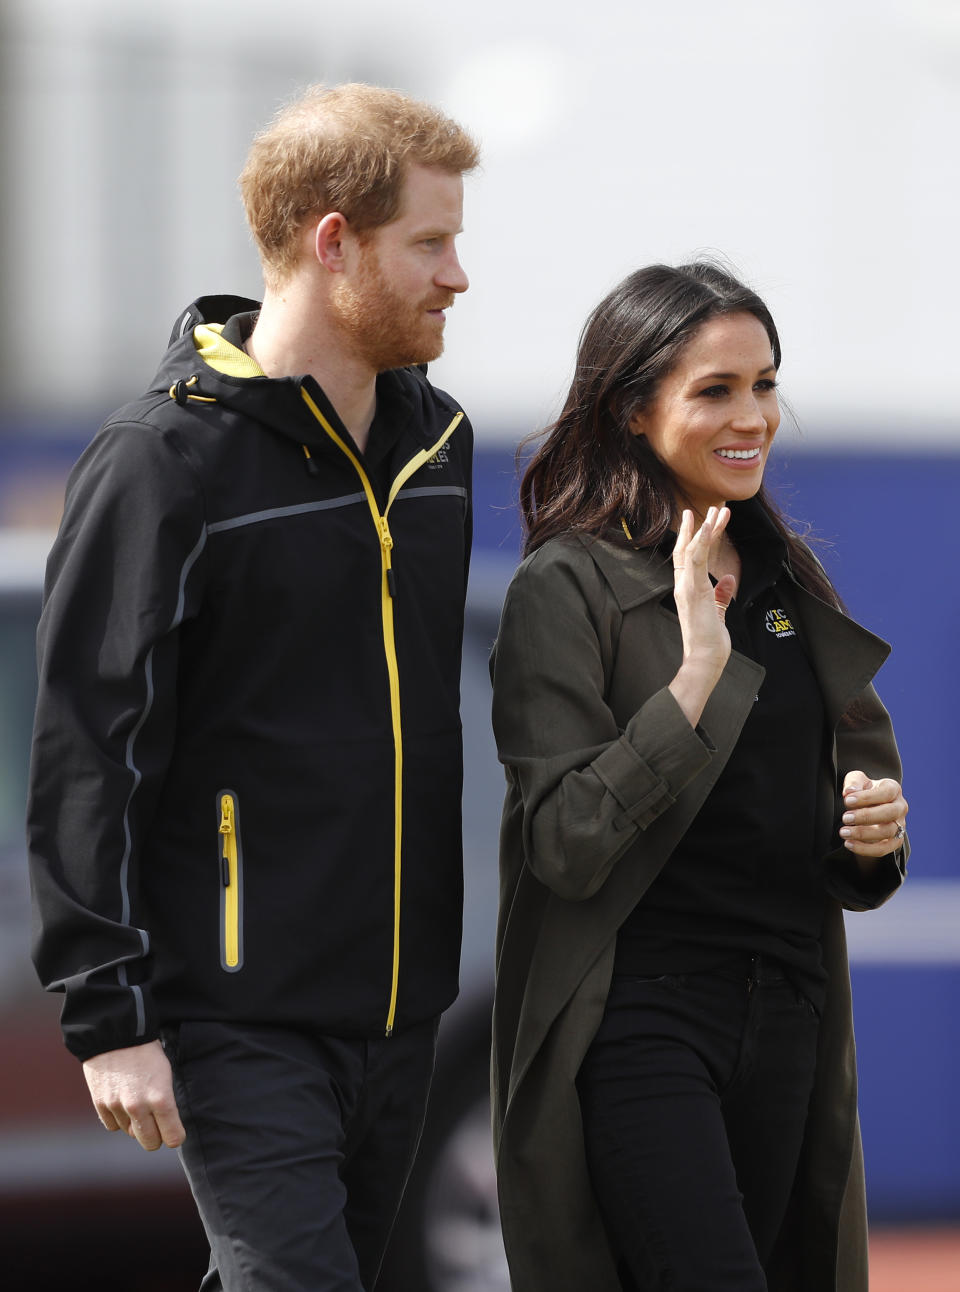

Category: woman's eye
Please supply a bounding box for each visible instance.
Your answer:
[701,385,728,398]
[755,379,779,393]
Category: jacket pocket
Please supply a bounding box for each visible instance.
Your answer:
[216,789,244,972]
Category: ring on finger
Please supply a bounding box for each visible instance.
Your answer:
[894,822,905,841]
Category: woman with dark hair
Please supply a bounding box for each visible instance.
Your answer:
[490,262,908,1292]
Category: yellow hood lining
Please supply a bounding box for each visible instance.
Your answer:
[193,323,265,379]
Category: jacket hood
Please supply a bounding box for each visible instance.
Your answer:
[147,294,456,452]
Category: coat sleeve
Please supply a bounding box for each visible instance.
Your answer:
[822,680,908,912]
[490,546,715,902]
[27,416,206,1061]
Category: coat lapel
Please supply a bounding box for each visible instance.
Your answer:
[778,579,890,724]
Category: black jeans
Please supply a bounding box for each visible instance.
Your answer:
[163,1017,438,1292]
[576,956,820,1292]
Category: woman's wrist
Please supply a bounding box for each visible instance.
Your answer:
[668,656,726,728]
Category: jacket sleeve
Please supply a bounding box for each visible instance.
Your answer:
[27,417,206,1061]
[490,547,715,902]
[822,680,908,912]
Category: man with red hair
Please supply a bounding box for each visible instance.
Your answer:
[29,83,479,1291]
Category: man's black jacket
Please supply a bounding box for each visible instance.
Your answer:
[27,295,473,1061]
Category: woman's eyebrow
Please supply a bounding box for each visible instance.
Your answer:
[694,364,777,380]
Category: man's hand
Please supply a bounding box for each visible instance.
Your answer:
[839,770,908,858]
[83,1040,186,1151]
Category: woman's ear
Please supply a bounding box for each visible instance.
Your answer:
[628,410,645,438]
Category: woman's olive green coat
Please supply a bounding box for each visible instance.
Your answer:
[490,533,906,1292]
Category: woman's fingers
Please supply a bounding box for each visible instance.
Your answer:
[713,572,737,618]
[675,506,730,567]
[667,507,734,728]
[672,509,694,569]
[842,774,905,809]
[839,772,908,854]
[842,830,906,857]
[671,507,733,668]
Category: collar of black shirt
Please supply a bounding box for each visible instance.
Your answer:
[657,498,789,609]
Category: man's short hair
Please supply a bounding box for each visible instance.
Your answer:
[239,83,480,285]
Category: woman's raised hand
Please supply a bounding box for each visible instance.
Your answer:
[667,507,738,728]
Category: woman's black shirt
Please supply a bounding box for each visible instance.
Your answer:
[614,502,832,1007]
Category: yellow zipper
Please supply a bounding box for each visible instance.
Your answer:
[300,388,463,1034]
[218,791,242,971]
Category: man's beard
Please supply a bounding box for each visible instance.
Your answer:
[332,252,454,372]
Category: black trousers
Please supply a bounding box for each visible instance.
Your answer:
[576,956,820,1292]
[163,1017,438,1292]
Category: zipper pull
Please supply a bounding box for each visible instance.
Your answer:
[378,517,397,597]
[219,797,234,886]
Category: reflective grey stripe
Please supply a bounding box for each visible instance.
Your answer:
[116,950,147,1035]
[207,494,368,534]
[172,525,209,627]
[393,486,469,502]
[119,644,155,926]
[207,487,466,535]
[50,930,151,1037]
[115,525,208,1037]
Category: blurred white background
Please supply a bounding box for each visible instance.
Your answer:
[3,0,958,443]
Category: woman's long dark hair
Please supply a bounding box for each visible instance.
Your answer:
[520,262,841,609]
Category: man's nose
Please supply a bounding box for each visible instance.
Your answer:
[437,250,469,294]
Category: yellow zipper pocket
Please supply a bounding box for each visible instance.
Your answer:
[217,790,244,972]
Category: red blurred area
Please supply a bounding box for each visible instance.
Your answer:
[871,1229,960,1292]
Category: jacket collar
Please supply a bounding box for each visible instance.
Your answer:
[576,534,675,610]
[148,296,457,458]
[580,497,788,612]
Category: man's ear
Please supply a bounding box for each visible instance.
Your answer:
[314,212,349,271]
